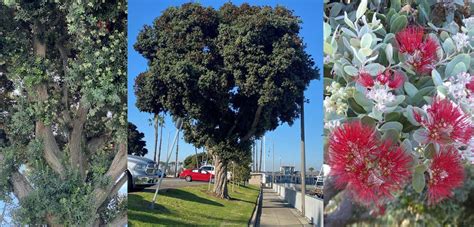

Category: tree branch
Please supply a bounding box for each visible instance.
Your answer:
[32,22,65,179]
[241,105,263,141]
[69,102,89,178]
[93,143,127,210]
[0,152,33,200]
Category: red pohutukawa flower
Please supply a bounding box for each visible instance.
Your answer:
[387,71,404,89]
[357,72,375,87]
[328,121,412,206]
[414,97,472,145]
[427,147,465,204]
[357,70,404,89]
[396,26,438,74]
[467,77,474,93]
[396,26,424,53]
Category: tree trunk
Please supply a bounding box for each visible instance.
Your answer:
[153,114,159,162]
[213,154,229,199]
[157,115,163,166]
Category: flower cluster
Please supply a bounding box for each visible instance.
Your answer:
[323,81,353,116]
[396,26,439,74]
[324,1,474,215]
[328,121,412,206]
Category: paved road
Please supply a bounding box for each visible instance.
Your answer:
[146,177,208,190]
[259,188,311,227]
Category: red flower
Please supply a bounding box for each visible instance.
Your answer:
[357,72,375,87]
[358,70,404,90]
[396,26,438,74]
[396,26,424,54]
[427,147,465,205]
[411,37,438,74]
[388,71,404,89]
[416,97,472,145]
[328,121,412,206]
[376,71,390,85]
[467,77,474,93]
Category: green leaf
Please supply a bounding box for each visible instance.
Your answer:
[391,0,401,11]
[410,86,435,106]
[380,121,403,132]
[382,129,400,143]
[353,90,373,107]
[431,69,443,86]
[413,128,428,144]
[364,63,385,75]
[445,54,470,78]
[451,62,467,77]
[348,98,367,114]
[385,43,394,64]
[401,139,412,153]
[344,65,359,76]
[356,0,368,21]
[324,23,332,41]
[390,15,408,33]
[361,115,377,127]
[384,112,400,122]
[344,12,355,30]
[442,38,456,56]
[413,164,427,193]
[404,82,418,97]
[361,33,372,49]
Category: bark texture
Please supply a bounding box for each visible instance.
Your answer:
[213,154,229,199]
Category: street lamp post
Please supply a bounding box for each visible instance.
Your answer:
[300,97,306,216]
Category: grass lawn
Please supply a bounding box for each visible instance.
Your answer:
[128,184,260,226]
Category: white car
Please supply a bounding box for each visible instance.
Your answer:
[198,165,232,180]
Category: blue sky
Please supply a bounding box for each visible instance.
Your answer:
[128,0,323,171]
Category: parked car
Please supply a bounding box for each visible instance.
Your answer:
[180,167,214,182]
[194,165,232,180]
[127,155,164,191]
[200,165,215,174]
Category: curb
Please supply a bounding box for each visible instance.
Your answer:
[248,185,263,227]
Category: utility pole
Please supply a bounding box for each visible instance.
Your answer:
[272,141,275,188]
[263,136,266,172]
[300,97,306,216]
[175,130,179,178]
[259,138,263,172]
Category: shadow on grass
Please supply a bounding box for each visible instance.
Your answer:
[128,194,171,214]
[141,188,224,207]
[128,213,191,226]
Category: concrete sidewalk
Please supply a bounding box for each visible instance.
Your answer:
[259,188,311,226]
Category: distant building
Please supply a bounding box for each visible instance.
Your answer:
[280,166,295,175]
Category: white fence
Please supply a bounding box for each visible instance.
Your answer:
[272,183,324,227]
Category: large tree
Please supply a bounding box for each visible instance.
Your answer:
[0,0,127,226]
[128,122,148,156]
[134,3,318,199]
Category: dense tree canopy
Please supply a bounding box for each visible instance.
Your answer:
[0,0,127,225]
[134,2,318,198]
[183,152,212,168]
[128,122,148,157]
